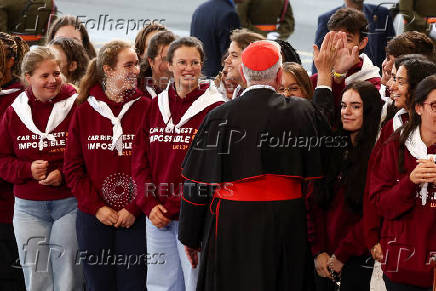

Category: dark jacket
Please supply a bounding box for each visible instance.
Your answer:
[190,0,241,78]
[312,4,395,73]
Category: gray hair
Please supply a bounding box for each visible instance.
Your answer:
[241,40,282,83]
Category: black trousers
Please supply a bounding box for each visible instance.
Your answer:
[0,223,25,291]
[315,255,373,291]
[383,274,432,291]
[76,210,147,291]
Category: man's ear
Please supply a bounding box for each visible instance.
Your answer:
[239,65,247,85]
[358,37,368,51]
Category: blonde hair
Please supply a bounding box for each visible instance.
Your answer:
[21,46,59,86]
[77,40,131,103]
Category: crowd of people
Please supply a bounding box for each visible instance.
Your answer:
[0,2,435,291]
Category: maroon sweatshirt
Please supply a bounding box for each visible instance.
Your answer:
[63,84,150,216]
[369,135,436,288]
[132,83,224,220]
[0,80,24,223]
[363,112,409,250]
[0,84,76,202]
[306,183,368,263]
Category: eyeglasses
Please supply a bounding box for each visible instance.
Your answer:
[174,59,202,69]
[278,86,301,95]
[423,102,436,112]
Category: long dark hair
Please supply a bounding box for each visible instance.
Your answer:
[381,55,435,128]
[398,75,436,173]
[315,81,382,213]
[394,57,436,110]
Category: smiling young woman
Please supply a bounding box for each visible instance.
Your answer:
[0,46,82,291]
[132,36,225,291]
[369,75,436,291]
[309,38,384,288]
[223,29,265,99]
[308,81,383,291]
[63,40,150,291]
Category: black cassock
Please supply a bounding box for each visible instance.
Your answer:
[178,88,330,291]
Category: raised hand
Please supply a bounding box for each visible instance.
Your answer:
[334,32,360,75]
[313,31,341,75]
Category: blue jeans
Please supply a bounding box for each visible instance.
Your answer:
[13,197,83,291]
[146,218,198,291]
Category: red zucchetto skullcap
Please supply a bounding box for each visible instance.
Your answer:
[241,41,280,71]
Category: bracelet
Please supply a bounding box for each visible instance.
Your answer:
[331,70,347,79]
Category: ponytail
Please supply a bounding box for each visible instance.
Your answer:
[78,58,99,103]
[77,40,131,103]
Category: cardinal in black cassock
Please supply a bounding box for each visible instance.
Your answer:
[178,41,327,291]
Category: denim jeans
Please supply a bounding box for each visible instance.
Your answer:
[13,197,83,291]
[146,218,198,291]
